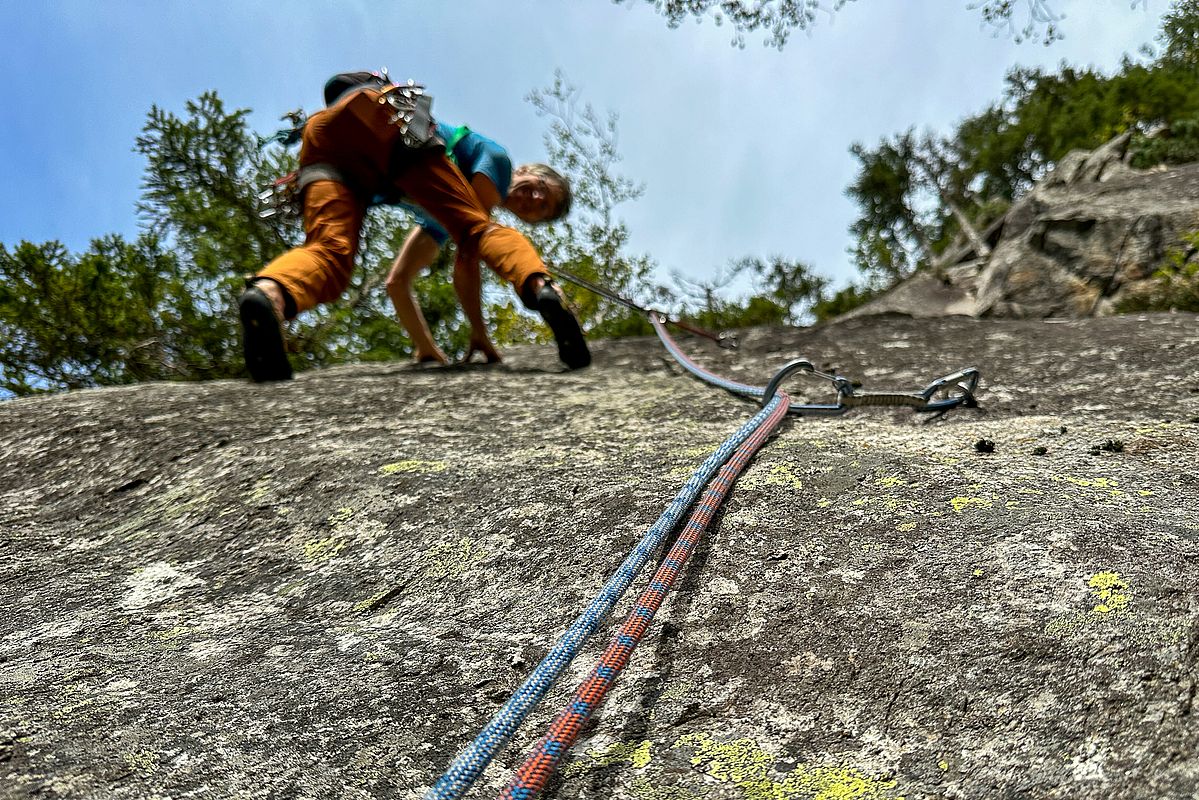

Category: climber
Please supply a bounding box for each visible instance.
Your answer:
[239,71,589,382]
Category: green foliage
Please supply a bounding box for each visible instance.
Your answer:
[0,234,236,395]
[626,1,1145,48]
[1113,230,1199,312]
[1158,0,1199,67]
[810,284,880,323]
[670,256,828,330]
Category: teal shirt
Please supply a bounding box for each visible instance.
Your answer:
[400,121,512,245]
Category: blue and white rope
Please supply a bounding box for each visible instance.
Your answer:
[424,395,787,800]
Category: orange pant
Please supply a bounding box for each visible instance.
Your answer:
[258,90,544,317]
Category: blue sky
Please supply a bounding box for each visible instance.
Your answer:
[0,1,1165,293]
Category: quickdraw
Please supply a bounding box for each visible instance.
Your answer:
[547,265,980,417]
[759,358,980,416]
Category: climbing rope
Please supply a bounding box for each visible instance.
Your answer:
[423,273,982,798]
[500,390,791,799]
[424,395,790,800]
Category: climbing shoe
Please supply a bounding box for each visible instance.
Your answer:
[535,281,590,369]
[238,285,293,382]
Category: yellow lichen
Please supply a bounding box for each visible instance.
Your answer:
[1089,571,1131,614]
[950,496,993,514]
[676,733,904,800]
[564,740,654,777]
[896,522,917,532]
[422,537,488,580]
[353,589,392,612]
[121,750,159,776]
[247,478,273,501]
[304,536,346,562]
[151,625,192,642]
[658,681,696,702]
[379,459,447,475]
[765,464,804,490]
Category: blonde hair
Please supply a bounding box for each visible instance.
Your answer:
[517,163,572,220]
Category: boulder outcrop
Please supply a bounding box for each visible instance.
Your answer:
[847,134,1199,320]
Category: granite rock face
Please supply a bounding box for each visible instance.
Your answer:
[2,314,1198,800]
[848,136,1199,321]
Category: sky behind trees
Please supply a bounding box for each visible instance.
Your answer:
[0,1,1164,291]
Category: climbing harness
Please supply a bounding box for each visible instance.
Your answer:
[423,285,981,797]
[257,71,440,222]
[258,163,354,221]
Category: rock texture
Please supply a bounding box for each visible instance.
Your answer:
[2,314,1198,800]
[849,135,1199,320]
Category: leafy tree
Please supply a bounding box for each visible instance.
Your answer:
[670,256,828,329]
[0,234,231,395]
[811,283,880,322]
[1156,0,1199,65]
[622,0,1148,48]
[521,71,660,339]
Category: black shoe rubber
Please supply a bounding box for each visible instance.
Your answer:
[536,282,591,369]
[239,286,293,382]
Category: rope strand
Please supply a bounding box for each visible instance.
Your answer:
[500,391,790,798]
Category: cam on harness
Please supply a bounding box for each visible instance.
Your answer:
[256,69,472,222]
